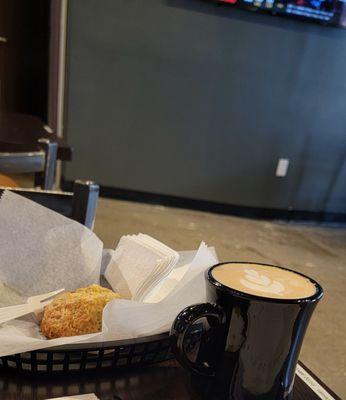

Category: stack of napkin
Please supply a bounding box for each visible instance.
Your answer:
[105,234,179,301]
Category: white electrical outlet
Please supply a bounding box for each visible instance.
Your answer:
[276,158,290,177]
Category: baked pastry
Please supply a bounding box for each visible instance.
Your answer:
[40,284,120,339]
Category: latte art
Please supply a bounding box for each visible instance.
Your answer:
[212,263,317,299]
[240,269,285,296]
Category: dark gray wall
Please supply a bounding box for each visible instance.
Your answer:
[64,0,346,213]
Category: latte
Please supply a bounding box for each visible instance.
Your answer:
[212,263,316,299]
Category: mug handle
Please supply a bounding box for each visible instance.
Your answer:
[170,303,226,377]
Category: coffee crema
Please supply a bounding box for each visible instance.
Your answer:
[212,263,316,299]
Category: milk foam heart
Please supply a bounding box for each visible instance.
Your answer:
[240,269,285,296]
[212,263,316,299]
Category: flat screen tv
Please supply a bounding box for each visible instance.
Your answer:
[216,0,346,27]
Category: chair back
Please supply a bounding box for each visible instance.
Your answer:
[0,139,58,189]
[0,180,99,229]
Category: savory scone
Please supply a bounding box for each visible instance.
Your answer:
[40,284,120,339]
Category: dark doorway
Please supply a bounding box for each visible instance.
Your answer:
[0,0,50,122]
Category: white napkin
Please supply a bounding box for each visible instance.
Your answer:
[105,234,179,301]
[101,242,218,340]
[0,190,103,296]
[0,317,102,356]
[143,249,199,303]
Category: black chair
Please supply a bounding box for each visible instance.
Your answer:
[0,112,73,189]
[0,180,99,229]
[0,138,58,190]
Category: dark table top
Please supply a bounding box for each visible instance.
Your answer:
[0,360,341,400]
[0,112,72,161]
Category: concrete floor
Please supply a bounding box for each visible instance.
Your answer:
[94,197,346,398]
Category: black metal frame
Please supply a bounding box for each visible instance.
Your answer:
[34,138,58,189]
[0,138,58,189]
[1,180,99,228]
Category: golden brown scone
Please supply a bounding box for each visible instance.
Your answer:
[40,284,120,339]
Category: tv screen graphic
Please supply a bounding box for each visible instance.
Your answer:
[216,0,346,27]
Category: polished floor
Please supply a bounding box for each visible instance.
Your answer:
[94,197,346,398]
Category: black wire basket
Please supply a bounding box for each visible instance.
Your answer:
[0,333,173,374]
[0,321,206,375]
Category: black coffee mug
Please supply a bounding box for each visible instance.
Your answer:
[170,262,323,400]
